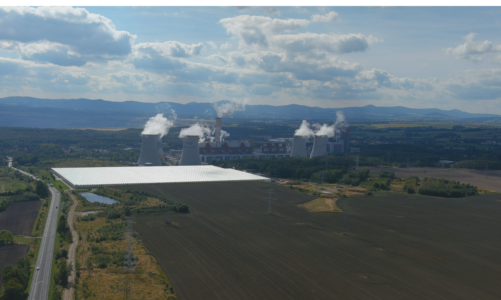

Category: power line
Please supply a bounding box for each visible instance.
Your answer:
[264,189,276,214]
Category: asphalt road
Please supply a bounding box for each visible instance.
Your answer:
[28,185,61,300]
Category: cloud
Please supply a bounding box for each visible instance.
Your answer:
[446,33,501,63]
[220,42,232,50]
[207,41,218,50]
[220,15,310,47]
[135,41,204,58]
[235,6,280,15]
[311,11,338,23]
[272,33,380,57]
[0,7,135,64]
[445,69,501,100]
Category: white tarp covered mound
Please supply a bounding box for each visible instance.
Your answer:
[52,165,269,189]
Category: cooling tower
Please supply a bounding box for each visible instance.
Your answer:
[291,135,308,157]
[157,136,167,165]
[179,135,202,166]
[215,118,222,142]
[138,134,162,166]
[310,135,328,158]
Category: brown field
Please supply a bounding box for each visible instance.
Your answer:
[0,245,29,288]
[122,181,501,300]
[366,167,501,191]
[0,200,43,236]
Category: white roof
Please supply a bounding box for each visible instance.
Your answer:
[52,165,269,188]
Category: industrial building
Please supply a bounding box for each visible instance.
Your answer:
[138,134,162,166]
[52,165,270,189]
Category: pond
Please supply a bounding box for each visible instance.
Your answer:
[80,192,119,205]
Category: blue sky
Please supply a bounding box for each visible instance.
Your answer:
[1,6,501,113]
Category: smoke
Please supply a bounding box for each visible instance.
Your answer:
[219,130,230,142]
[313,110,348,137]
[213,99,247,118]
[335,111,348,127]
[141,111,177,137]
[179,123,212,143]
[294,120,314,137]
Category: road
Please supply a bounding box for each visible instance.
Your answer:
[28,185,61,300]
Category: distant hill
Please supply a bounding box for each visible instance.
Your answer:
[1,96,500,128]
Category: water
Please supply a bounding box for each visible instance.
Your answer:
[80,192,119,205]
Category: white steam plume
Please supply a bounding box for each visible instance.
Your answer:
[294,120,314,137]
[179,123,212,143]
[141,111,177,137]
[313,110,348,137]
[219,130,230,142]
[214,99,247,118]
[335,111,348,127]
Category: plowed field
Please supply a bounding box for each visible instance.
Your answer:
[0,200,42,236]
[123,182,501,300]
[0,245,29,288]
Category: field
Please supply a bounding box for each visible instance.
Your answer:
[124,181,501,300]
[0,200,43,236]
[366,166,501,191]
[0,245,30,288]
[0,178,30,193]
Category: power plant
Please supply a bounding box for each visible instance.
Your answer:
[179,135,202,166]
[157,136,167,165]
[310,135,328,158]
[291,135,308,157]
[138,134,162,166]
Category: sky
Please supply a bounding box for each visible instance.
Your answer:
[1,6,501,113]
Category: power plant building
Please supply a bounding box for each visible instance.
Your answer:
[291,136,308,157]
[198,141,290,163]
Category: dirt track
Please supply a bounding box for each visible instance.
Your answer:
[366,167,501,191]
[62,191,78,300]
[0,200,43,236]
[127,181,501,300]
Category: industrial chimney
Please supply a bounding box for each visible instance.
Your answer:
[291,135,308,157]
[179,135,202,166]
[310,135,328,158]
[138,134,162,166]
[215,118,222,142]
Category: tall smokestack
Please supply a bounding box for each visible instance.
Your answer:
[310,135,328,158]
[291,136,308,157]
[215,118,222,142]
[138,134,162,166]
[179,135,202,166]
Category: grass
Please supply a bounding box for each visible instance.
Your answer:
[73,215,177,300]
[298,198,341,212]
[0,178,29,193]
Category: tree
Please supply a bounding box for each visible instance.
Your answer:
[0,229,14,246]
[35,180,50,198]
[2,278,26,300]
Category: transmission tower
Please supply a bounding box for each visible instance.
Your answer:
[123,219,137,272]
[264,189,276,213]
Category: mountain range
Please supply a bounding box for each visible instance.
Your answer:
[1,96,500,128]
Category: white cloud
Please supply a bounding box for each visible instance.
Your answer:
[207,41,218,50]
[311,11,338,23]
[220,42,232,50]
[0,7,136,67]
[220,15,310,47]
[134,41,204,58]
[446,33,501,63]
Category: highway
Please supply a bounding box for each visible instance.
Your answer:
[28,185,61,300]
